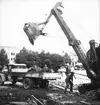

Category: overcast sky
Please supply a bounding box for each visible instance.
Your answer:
[0,0,99,55]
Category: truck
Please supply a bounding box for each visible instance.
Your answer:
[0,63,28,85]
[74,62,84,70]
[0,63,61,89]
[23,2,100,93]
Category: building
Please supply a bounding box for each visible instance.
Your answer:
[69,52,78,67]
[0,46,21,63]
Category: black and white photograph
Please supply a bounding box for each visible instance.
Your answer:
[0,0,100,105]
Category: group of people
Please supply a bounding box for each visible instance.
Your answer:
[29,64,53,73]
[64,63,75,93]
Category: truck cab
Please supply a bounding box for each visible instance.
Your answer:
[1,63,28,84]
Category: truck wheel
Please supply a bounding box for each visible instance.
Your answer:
[23,78,34,89]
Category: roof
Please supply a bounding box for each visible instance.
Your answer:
[8,63,26,66]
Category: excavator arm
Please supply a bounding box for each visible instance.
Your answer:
[23,2,98,80]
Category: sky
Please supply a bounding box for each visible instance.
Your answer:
[0,0,100,55]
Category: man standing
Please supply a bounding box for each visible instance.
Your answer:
[43,64,48,72]
[64,63,75,93]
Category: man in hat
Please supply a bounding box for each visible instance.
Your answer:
[64,63,75,93]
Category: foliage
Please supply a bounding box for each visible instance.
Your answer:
[15,47,28,64]
[50,54,63,72]
[63,53,71,65]
[15,48,71,72]
[0,49,9,70]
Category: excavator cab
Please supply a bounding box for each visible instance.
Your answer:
[87,40,100,79]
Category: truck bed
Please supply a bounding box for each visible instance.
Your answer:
[25,72,62,80]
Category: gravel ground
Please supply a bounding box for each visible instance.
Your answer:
[0,70,100,105]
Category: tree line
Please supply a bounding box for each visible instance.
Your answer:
[0,47,71,72]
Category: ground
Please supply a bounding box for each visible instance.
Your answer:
[0,69,100,105]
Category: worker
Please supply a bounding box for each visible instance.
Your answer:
[29,66,36,72]
[64,63,75,93]
[43,64,48,72]
[34,65,42,72]
[8,65,12,81]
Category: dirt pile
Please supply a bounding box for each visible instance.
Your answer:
[0,87,48,105]
[0,85,100,105]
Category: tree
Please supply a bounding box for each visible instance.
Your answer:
[15,47,28,64]
[38,51,51,68]
[15,47,39,68]
[15,48,67,72]
[50,54,63,72]
[63,52,71,65]
[0,49,9,70]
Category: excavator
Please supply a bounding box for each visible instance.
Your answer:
[23,2,100,93]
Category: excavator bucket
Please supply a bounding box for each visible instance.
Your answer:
[23,23,41,45]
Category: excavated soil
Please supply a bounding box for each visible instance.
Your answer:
[0,82,100,105]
